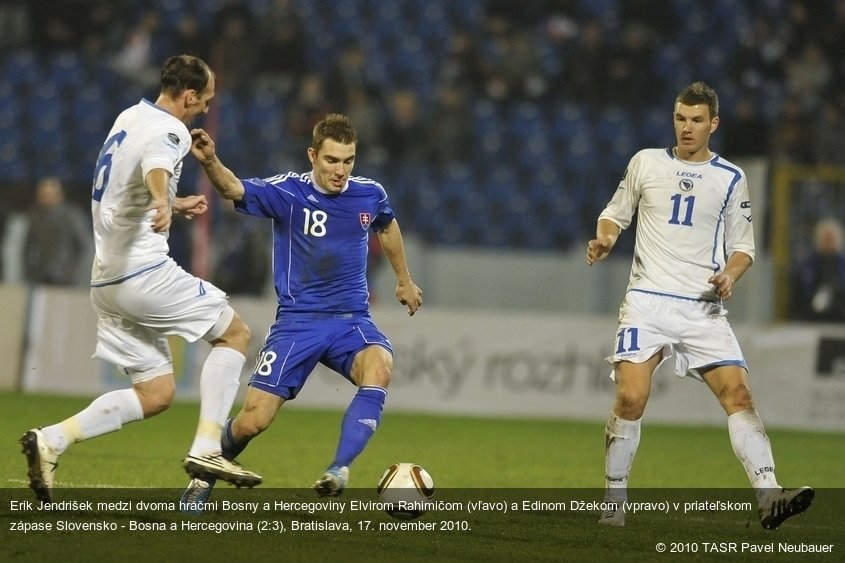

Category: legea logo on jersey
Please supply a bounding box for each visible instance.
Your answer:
[679,179,694,191]
[359,213,371,229]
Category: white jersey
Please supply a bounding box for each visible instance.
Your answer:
[90,99,191,285]
[599,148,755,301]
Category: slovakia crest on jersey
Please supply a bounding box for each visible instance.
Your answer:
[359,213,371,229]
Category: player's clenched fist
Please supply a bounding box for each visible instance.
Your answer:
[190,128,216,163]
[586,237,614,266]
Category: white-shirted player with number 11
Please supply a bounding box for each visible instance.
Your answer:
[20,55,261,502]
[587,81,813,530]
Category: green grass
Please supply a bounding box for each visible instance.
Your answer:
[1,392,843,562]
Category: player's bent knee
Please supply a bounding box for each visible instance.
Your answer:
[353,345,393,387]
[206,308,251,353]
[364,366,391,388]
[725,384,754,411]
[133,377,175,418]
[615,393,647,420]
[221,315,250,351]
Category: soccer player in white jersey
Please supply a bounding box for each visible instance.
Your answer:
[20,55,261,502]
[587,82,813,529]
[179,114,422,512]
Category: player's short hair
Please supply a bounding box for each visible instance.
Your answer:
[676,81,719,118]
[312,113,358,152]
[160,55,214,97]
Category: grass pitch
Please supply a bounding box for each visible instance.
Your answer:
[1,392,842,562]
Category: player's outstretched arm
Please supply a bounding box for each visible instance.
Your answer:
[586,219,621,266]
[190,128,245,201]
[377,219,423,316]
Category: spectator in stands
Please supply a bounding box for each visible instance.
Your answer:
[721,95,771,159]
[381,89,428,164]
[212,202,270,297]
[813,94,845,166]
[561,19,608,103]
[771,96,815,164]
[428,84,474,166]
[256,0,307,96]
[286,73,333,147]
[604,23,656,107]
[784,42,831,113]
[437,30,485,96]
[0,0,29,51]
[23,176,91,286]
[173,13,211,60]
[27,0,88,53]
[109,9,163,90]
[791,217,845,322]
[212,0,258,92]
[328,41,384,107]
[343,86,387,168]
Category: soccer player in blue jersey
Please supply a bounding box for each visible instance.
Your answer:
[181,113,422,509]
[587,82,813,529]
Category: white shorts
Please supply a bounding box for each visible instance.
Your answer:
[606,290,747,381]
[90,258,231,380]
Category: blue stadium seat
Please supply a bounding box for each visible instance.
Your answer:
[652,45,693,94]
[0,81,20,121]
[0,141,26,180]
[71,84,105,121]
[551,103,591,147]
[472,99,504,137]
[515,136,554,175]
[446,0,484,28]
[156,0,187,27]
[638,106,671,148]
[47,51,86,90]
[593,105,633,146]
[3,49,41,88]
[508,101,548,141]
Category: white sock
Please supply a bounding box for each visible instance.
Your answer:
[728,409,778,503]
[188,347,245,457]
[604,411,641,501]
[41,389,143,454]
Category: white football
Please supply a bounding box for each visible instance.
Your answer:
[376,462,435,520]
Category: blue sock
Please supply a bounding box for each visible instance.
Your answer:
[331,386,387,468]
[221,418,249,461]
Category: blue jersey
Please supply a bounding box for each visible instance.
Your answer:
[235,171,395,315]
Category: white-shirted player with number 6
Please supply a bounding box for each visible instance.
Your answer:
[20,55,261,502]
[587,81,813,530]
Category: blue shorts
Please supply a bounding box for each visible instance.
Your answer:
[248,313,393,399]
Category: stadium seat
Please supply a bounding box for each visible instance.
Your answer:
[46,51,86,90]
[472,100,504,137]
[593,105,633,146]
[0,141,25,180]
[551,103,591,148]
[508,101,548,141]
[3,49,41,89]
[637,106,671,148]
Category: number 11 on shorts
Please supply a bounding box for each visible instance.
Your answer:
[615,328,640,354]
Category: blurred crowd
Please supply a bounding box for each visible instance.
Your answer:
[1,0,844,295]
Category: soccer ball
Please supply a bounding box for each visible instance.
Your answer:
[376,462,435,520]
